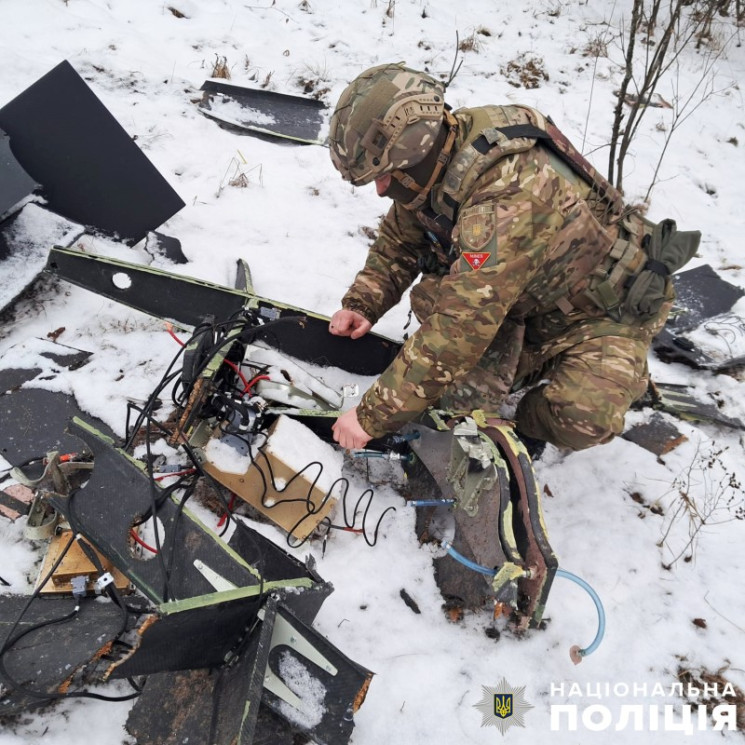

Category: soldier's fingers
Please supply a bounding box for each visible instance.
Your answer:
[349,319,371,339]
[329,310,351,336]
[331,420,351,448]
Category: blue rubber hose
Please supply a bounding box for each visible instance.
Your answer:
[441,541,605,661]
[407,498,456,508]
[555,568,606,662]
[441,541,496,576]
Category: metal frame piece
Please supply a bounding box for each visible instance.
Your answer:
[45,246,401,375]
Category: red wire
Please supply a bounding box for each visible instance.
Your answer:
[245,373,270,394]
[130,528,158,554]
[165,323,265,396]
[217,493,238,529]
[153,468,197,482]
[165,323,185,347]
[223,359,251,392]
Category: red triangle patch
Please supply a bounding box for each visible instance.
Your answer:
[462,252,491,270]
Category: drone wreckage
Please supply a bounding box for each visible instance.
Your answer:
[2,61,744,745]
[0,60,572,745]
[0,244,574,745]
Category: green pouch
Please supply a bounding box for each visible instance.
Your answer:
[623,218,701,320]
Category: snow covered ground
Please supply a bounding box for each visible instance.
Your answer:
[1,1,744,743]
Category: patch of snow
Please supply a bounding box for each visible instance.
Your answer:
[274,650,327,730]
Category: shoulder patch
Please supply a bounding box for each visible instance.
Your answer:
[456,250,497,273]
[455,203,497,272]
[459,203,497,253]
[462,251,491,270]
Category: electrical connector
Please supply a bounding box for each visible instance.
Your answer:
[70,575,88,599]
[155,464,190,473]
[95,572,115,594]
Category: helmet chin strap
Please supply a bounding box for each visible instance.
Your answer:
[390,109,458,211]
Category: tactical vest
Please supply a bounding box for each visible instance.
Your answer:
[416,105,700,323]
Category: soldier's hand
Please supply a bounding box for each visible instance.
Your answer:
[328,309,372,340]
[332,407,372,450]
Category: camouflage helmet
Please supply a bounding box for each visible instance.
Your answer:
[329,63,446,186]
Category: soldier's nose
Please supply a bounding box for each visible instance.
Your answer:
[374,174,392,196]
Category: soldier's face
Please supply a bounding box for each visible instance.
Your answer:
[374,174,392,196]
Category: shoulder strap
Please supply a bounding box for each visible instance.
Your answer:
[435,106,541,221]
[482,120,625,217]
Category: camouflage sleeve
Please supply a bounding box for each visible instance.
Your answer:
[356,186,565,438]
[341,201,429,324]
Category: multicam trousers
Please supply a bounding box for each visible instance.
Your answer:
[440,325,654,451]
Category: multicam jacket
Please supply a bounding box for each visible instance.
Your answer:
[341,105,669,439]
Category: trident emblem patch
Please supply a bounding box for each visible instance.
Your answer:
[494,693,513,719]
[474,678,533,735]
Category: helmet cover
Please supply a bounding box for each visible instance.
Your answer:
[329,63,445,186]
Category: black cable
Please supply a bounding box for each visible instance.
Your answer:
[120,317,242,599]
[172,313,315,403]
[0,531,78,661]
[175,427,244,526]
[124,388,179,448]
[0,646,142,703]
[143,424,174,601]
[73,537,130,637]
[0,314,285,706]
[335,483,398,548]
[161,356,271,602]
[124,361,185,451]
[128,312,254,442]
[133,396,238,600]
[0,527,141,704]
[129,475,192,527]
[127,675,147,693]
[3,603,80,650]
[0,456,46,485]
[217,421,397,549]
[217,504,233,538]
[170,314,255,408]
[65,487,141,636]
[161,479,199,601]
